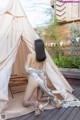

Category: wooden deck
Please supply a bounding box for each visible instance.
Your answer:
[7,84,80,120]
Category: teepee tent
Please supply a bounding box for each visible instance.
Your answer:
[0,0,73,115]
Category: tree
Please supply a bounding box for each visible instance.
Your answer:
[35,28,44,37]
[45,14,62,60]
[70,22,80,63]
[44,8,54,42]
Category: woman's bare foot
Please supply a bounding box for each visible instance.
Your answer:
[35,108,41,115]
[54,96,61,108]
[34,101,41,115]
[55,101,61,108]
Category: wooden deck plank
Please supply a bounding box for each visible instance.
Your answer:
[74,89,80,98]
[25,109,52,120]
[7,84,80,120]
[34,109,54,120]
[57,107,74,120]
[73,108,80,120]
[50,108,67,120]
[39,109,58,120]
[73,86,80,100]
[78,95,80,100]
[26,110,53,120]
[18,112,34,120]
[66,107,79,120]
[73,87,80,97]
[25,113,37,120]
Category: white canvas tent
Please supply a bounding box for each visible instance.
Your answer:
[0,0,73,118]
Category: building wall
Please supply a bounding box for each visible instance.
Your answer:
[51,0,80,22]
[66,3,78,20]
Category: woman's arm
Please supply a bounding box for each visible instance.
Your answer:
[42,61,46,73]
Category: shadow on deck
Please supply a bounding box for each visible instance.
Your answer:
[7,84,80,120]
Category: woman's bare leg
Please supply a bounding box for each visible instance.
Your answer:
[37,88,43,101]
[37,88,49,102]
[22,75,38,107]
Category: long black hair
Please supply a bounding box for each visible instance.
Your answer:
[34,39,46,62]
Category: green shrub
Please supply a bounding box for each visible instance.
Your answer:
[52,55,80,69]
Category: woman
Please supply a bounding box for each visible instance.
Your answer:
[22,39,61,114]
[23,39,80,115]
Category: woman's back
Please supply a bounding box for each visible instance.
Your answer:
[29,54,45,70]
